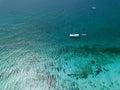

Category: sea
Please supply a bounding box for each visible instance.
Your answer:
[0,0,120,90]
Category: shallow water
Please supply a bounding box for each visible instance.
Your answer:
[0,0,120,90]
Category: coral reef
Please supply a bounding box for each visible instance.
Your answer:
[53,45,120,79]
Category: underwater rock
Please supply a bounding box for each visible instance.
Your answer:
[98,68,102,72]
[91,60,95,64]
[95,67,102,75]
[103,67,109,72]
[63,69,66,73]
[67,72,88,79]
[56,67,62,72]
[81,72,88,79]
[96,64,102,70]
[96,70,100,75]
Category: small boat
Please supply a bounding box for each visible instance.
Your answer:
[69,34,80,38]
[91,7,96,10]
[81,34,87,36]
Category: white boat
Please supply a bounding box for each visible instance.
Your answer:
[69,34,80,38]
[91,7,96,10]
[81,34,87,36]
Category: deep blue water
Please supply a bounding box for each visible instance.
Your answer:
[0,0,120,90]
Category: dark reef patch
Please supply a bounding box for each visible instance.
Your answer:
[53,45,120,63]
[67,72,88,79]
[52,45,120,79]
[67,64,92,79]
[101,47,120,55]
[54,45,120,56]
[91,60,95,64]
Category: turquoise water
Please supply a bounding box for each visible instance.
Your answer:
[0,0,120,90]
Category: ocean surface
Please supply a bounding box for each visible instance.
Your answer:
[0,0,120,90]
